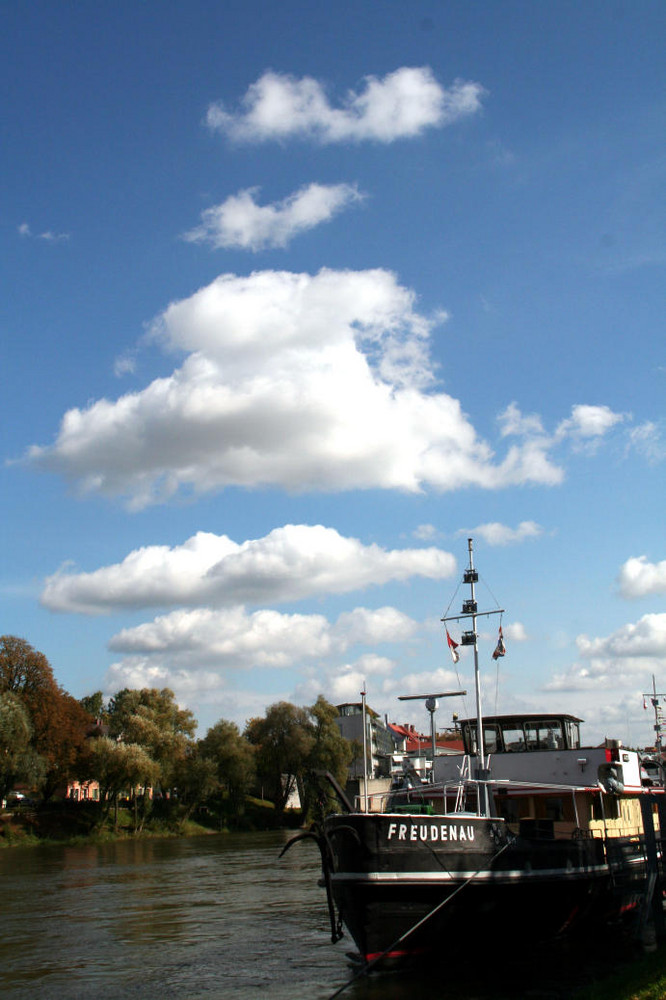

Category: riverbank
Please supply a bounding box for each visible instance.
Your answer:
[0,796,301,848]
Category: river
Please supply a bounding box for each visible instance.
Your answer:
[0,830,627,999]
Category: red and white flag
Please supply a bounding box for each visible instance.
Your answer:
[492,626,506,660]
[446,628,460,663]
[643,697,648,710]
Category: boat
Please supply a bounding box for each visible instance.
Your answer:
[291,538,666,968]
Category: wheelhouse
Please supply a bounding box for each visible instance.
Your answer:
[460,713,583,755]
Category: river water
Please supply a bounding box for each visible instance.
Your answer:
[0,830,629,999]
[1,830,439,1000]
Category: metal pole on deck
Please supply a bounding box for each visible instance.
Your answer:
[467,540,485,770]
[441,537,503,817]
[466,538,490,815]
[361,686,369,814]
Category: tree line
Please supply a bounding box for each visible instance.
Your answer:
[0,635,352,832]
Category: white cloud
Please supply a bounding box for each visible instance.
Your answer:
[502,402,626,447]
[28,267,577,508]
[292,658,474,725]
[457,521,542,546]
[18,221,70,242]
[386,668,469,703]
[104,656,235,708]
[504,621,528,642]
[103,603,423,730]
[333,606,418,645]
[498,402,545,438]
[577,613,666,659]
[413,524,438,541]
[627,421,665,463]
[545,613,666,693]
[292,654,398,709]
[40,523,456,614]
[183,183,364,251]
[206,67,486,144]
[104,604,420,704]
[109,606,336,666]
[556,403,627,442]
[618,555,666,599]
[39,230,70,243]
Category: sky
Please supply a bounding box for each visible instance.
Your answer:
[2,1,665,746]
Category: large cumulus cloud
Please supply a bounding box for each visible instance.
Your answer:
[41,524,457,614]
[27,267,580,509]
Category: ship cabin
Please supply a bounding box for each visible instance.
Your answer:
[459,713,583,756]
[428,712,659,842]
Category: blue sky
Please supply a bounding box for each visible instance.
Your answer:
[2,1,665,744]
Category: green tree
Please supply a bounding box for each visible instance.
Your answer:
[301,695,352,821]
[88,737,161,831]
[245,698,352,821]
[108,687,197,796]
[199,720,256,813]
[170,745,218,823]
[0,692,45,802]
[245,702,315,818]
[80,691,107,721]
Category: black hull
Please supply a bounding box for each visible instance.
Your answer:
[323,813,648,962]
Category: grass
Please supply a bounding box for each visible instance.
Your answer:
[573,942,666,1000]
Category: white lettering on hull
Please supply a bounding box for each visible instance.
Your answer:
[386,822,476,843]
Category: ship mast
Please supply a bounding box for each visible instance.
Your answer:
[442,537,503,816]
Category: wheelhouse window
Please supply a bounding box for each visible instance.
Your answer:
[483,724,501,754]
[464,723,501,754]
[460,714,582,753]
[524,719,564,750]
[566,719,581,749]
[502,725,526,752]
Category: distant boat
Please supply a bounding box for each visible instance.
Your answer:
[288,538,666,967]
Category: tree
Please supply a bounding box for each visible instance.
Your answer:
[107,687,197,796]
[199,720,256,812]
[170,745,218,824]
[80,691,107,721]
[245,698,352,821]
[88,737,161,831]
[32,688,94,800]
[0,636,92,799]
[0,635,56,700]
[108,688,196,742]
[0,692,45,803]
[301,696,352,821]
[245,702,315,817]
